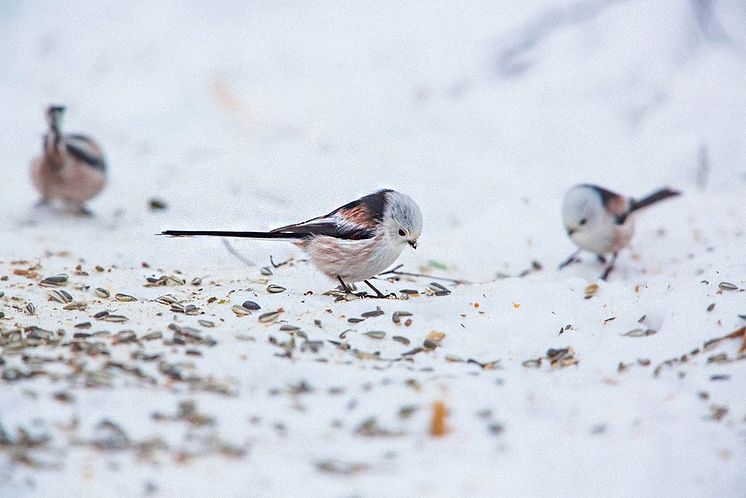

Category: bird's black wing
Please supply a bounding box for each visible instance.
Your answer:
[269,190,392,240]
[65,134,106,171]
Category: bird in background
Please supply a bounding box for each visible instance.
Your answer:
[560,184,681,280]
[162,190,423,297]
[31,105,107,216]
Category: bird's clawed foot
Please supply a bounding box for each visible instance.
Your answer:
[363,280,396,299]
[336,277,395,299]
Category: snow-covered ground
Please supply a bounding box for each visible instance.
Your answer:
[1,1,745,496]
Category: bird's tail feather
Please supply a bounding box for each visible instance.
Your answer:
[629,188,680,212]
[160,230,305,240]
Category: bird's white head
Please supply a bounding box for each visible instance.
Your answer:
[382,191,423,250]
[562,185,610,245]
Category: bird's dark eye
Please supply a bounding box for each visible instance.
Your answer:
[398,229,406,236]
[579,218,587,226]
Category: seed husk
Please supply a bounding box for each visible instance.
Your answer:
[361,308,385,318]
[718,282,739,291]
[266,284,286,294]
[242,300,261,311]
[363,331,386,339]
[428,282,451,296]
[48,289,73,304]
[584,283,599,299]
[392,311,412,324]
[141,331,163,341]
[145,274,185,287]
[622,328,657,337]
[112,330,138,344]
[707,353,729,364]
[400,289,419,296]
[25,302,36,315]
[183,304,200,315]
[259,309,283,324]
[191,277,202,286]
[347,317,364,324]
[197,320,215,328]
[40,274,68,287]
[232,304,252,316]
[63,301,87,311]
[260,267,273,276]
[75,321,92,329]
[392,335,410,345]
[115,293,138,302]
[279,324,300,332]
[156,294,179,305]
[95,288,110,298]
[426,331,446,343]
[100,314,128,323]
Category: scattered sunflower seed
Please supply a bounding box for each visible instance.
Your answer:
[141,331,163,341]
[115,293,138,302]
[259,309,283,324]
[266,284,286,294]
[40,274,68,287]
[232,304,252,316]
[718,282,739,291]
[156,294,179,305]
[95,288,111,298]
[584,283,599,299]
[622,328,657,337]
[63,301,87,311]
[48,289,73,304]
[25,302,36,315]
[392,311,412,324]
[197,319,215,328]
[363,331,386,339]
[361,308,385,318]
[242,301,261,311]
[100,314,128,323]
[392,335,410,345]
[260,267,273,276]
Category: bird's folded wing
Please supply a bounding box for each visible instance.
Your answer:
[270,217,375,240]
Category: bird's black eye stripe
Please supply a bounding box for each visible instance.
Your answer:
[579,218,587,226]
[398,229,406,236]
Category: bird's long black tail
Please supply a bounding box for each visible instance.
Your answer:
[161,230,304,240]
[629,188,680,213]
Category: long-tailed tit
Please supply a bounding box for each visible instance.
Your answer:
[162,190,423,297]
[560,184,680,280]
[31,105,107,215]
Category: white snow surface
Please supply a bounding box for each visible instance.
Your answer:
[1,1,745,496]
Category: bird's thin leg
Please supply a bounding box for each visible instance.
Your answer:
[363,280,389,299]
[599,252,618,281]
[597,254,607,264]
[558,249,582,270]
[337,276,353,294]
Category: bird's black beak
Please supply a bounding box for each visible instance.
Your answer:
[408,240,417,249]
[567,228,576,236]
